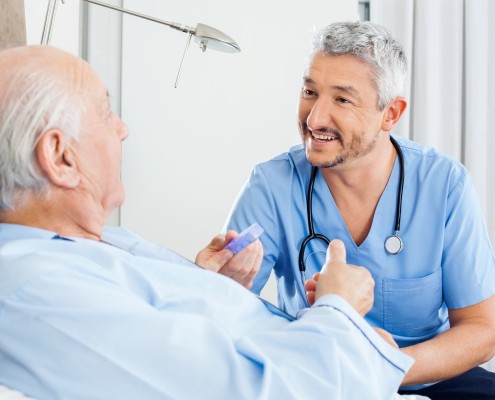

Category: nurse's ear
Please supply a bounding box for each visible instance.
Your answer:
[36,129,81,188]
[381,96,407,132]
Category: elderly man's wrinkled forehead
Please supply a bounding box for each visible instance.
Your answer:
[0,45,98,100]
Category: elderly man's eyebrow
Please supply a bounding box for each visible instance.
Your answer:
[104,91,113,108]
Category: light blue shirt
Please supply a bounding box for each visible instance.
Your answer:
[225,135,495,352]
[0,224,412,400]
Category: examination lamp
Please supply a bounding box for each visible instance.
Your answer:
[41,0,241,87]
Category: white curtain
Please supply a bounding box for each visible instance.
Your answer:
[371,0,495,372]
[370,0,495,250]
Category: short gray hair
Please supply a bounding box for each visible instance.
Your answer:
[0,56,82,210]
[311,21,407,109]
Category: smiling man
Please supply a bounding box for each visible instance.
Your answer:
[225,21,495,399]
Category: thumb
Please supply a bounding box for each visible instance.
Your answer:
[323,239,347,269]
[209,233,228,251]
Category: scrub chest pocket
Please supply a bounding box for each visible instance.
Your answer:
[383,269,443,336]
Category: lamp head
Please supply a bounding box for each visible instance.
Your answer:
[194,23,240,53]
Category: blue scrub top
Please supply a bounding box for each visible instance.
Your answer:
[225,135,495,348]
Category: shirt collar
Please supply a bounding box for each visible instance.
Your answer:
[0,223,59,241]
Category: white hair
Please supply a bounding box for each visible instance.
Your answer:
[0,60,82,210]
[311,21,407,109]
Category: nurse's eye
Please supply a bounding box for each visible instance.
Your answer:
[301,88,317,98]
[336,96,351,104]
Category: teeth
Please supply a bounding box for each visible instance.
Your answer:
[312,133,336,141]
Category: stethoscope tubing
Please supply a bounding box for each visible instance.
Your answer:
[298,136,405,282]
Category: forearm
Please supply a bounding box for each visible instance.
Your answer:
[401,321,495,386]
[292,295,413,398]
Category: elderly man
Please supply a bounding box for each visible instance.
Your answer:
[0,45,414,399]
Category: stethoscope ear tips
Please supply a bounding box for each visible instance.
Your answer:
[385,235,403,255]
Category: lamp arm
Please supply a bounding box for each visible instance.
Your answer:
[41,0,240,54]
[41,0,65,45]
[83,0,195,34]
[40,0,240,86]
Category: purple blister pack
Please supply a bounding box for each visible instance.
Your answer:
[225,223,264,254]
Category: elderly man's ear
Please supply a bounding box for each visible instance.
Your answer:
[36,130,80,188]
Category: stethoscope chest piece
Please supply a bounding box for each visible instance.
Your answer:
[385,234,403,255]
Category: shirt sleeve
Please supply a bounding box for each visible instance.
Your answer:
[224,165,281,294]
[442,170,495,308]
[0,270,412,400]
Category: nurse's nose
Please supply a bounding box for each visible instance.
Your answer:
[306,98,333,134]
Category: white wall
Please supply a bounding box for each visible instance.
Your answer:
[118,1,357,247]
[116,0,358,301]
[24,0,79,52]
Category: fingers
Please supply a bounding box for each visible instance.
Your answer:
[196,248,233,272]
[218,239,262,288]
[325,239,347,265]
[224,230,238,245]
[304,277,318,306]
[304,274,318,292]
[306,291,316,305]
[196,230,262,289]
[194,233,234,272]
[210,231,237,251]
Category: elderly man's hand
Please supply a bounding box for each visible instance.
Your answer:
[195,231,263,289]
[304,239,375,316]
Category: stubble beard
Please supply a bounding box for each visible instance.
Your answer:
[303,130,379,169]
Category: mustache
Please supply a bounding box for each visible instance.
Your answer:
[301,123,343,141]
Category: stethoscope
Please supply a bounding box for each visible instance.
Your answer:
[298,136,405,283]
